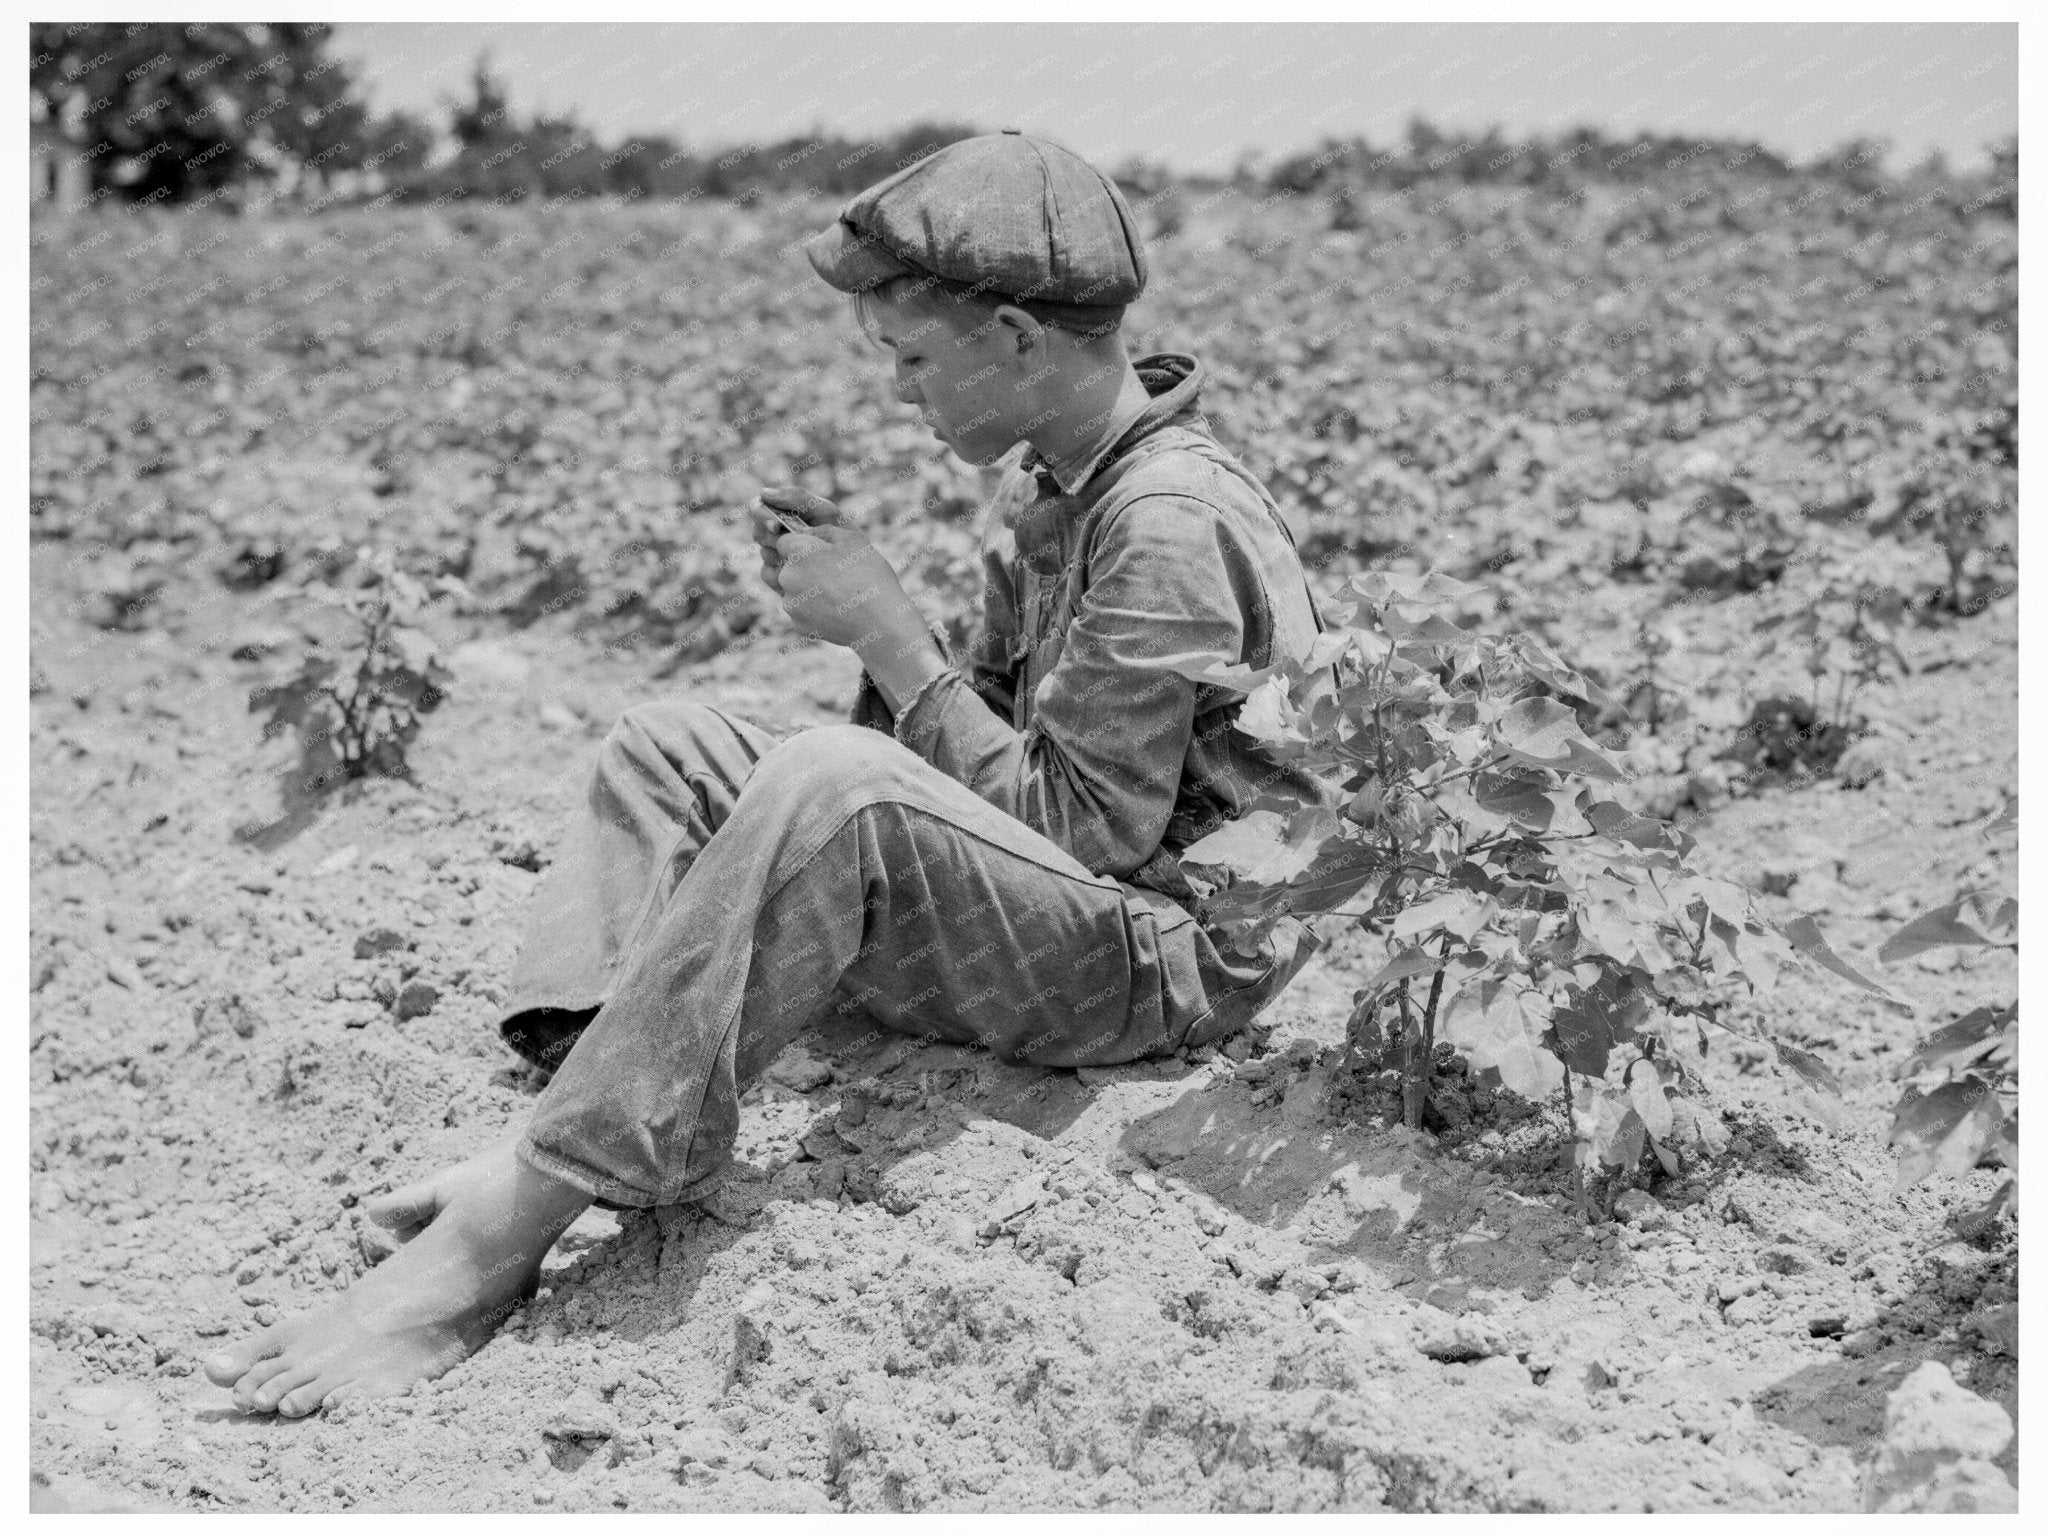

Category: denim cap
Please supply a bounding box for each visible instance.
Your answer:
[803,129,1147,332]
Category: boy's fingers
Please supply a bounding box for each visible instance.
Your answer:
[760,486,842,524]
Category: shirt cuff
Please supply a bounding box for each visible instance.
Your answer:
[890,664,956,743]
[891,664,1023,784]
[849,620,956,736]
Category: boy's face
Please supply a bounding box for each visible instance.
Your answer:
[865,296,1029,468]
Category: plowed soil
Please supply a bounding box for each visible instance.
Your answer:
[29,556,2016,1512]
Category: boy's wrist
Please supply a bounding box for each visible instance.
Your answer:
[857,613,950,717]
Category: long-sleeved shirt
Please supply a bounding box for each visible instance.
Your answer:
[849,350,1340,925]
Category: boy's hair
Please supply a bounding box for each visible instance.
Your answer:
[852,270,1126,346]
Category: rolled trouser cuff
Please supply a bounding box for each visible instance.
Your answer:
[515,1126,728,1211]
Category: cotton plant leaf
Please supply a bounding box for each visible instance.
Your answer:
[1392,889,1492,942]
[1473,770,1571,831]
[1302,629,1358,674]
[1890,1077,2006,1188]
[1508,634,1611,705]
[1895,1004,2013,1080]
[1549,972,1648,1077]
[1440,980,1565,1100]
[1773,1041,1843,1096]
[1580,1083,1647,1169]
[1705,911,1792,994]
[1339,570,1481,612]
[1274,847,1393,916]
[1684,874,1755,932]
[1586,799,1695,857]
[248,657,338,731]
[1346,990,1391,1060]
[1878,893,2019,963]
[1360,945,1452,991]
[1155,650,1281,695]
[1774,914,1894,998]
[1379,601,1472,646]
[1179,809,1289,875]
[1496,697,1627,781]
[1625,1058,1674,1141]
[1231,673,1314,748]
[1653,964,1709,1008]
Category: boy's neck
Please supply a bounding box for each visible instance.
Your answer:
[1022,357,1153,494]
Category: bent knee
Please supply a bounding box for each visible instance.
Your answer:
[750,723,920,797]
[608,698,723,746]
[599,699,723,768]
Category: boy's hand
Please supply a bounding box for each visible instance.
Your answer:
[751,486,849,595]
[771,521,923,651]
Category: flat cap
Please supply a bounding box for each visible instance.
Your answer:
[804,130,1147,322]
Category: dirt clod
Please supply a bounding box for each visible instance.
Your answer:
[392,980,439,1020]
[354,927,409,959]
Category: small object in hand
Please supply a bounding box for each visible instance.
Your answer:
[758,493,811,535]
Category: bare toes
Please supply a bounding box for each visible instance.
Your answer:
[278,1373,350,1418]
[363,1177,441,1234]
[248,1361,321,1415]
[205,1326,286,1388]
[232,1353,297,1408]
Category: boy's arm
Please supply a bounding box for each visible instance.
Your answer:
[847,621,957,734]
[848,504,1024,733]
[881,492,1250,879]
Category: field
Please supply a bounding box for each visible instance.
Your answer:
[28,170,2018,1511]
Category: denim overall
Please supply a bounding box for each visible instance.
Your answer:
[497,353,1338,1207]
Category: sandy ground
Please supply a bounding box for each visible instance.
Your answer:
[28,553,2016,1512]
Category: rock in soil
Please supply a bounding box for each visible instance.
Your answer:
[1861,1361,2016,1513]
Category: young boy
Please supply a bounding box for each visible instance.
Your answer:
[204,130,1338,1418]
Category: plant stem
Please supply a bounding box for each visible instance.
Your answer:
[1563,1075,1590,1224]
[1418,933,1452,1096]
[1422,753,1509,791]
[1397,980,1421,1129]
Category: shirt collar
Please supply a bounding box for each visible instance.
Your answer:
[1019,386,1155,497]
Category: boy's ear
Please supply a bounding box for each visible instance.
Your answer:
[992,303,1046,355]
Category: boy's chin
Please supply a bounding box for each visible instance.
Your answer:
[945,432,1019,469]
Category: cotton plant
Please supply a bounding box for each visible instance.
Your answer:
[1168,569,1889,1217]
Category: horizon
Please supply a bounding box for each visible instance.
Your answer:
[334,21,2017,178]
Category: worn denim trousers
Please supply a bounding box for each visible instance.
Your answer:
[493,700,1315,1208]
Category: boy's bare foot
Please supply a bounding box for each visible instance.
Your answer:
[201,1130,592,1417]
[360,1127,523,1244]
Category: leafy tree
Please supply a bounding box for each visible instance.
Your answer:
[447,51,516,154]
[600,134,696,199]
[29,22,408,202]
[429,54,609,200]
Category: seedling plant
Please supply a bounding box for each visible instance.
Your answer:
[251,553,462,792]
[1877,797,2017,1232]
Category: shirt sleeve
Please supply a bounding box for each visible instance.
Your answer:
[890,491,1255,879]
[847,618,961,736]
[848,514,1026,736]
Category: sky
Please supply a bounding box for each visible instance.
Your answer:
[332,21,2017,177]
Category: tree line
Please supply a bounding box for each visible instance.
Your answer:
[31,22,2016,214]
